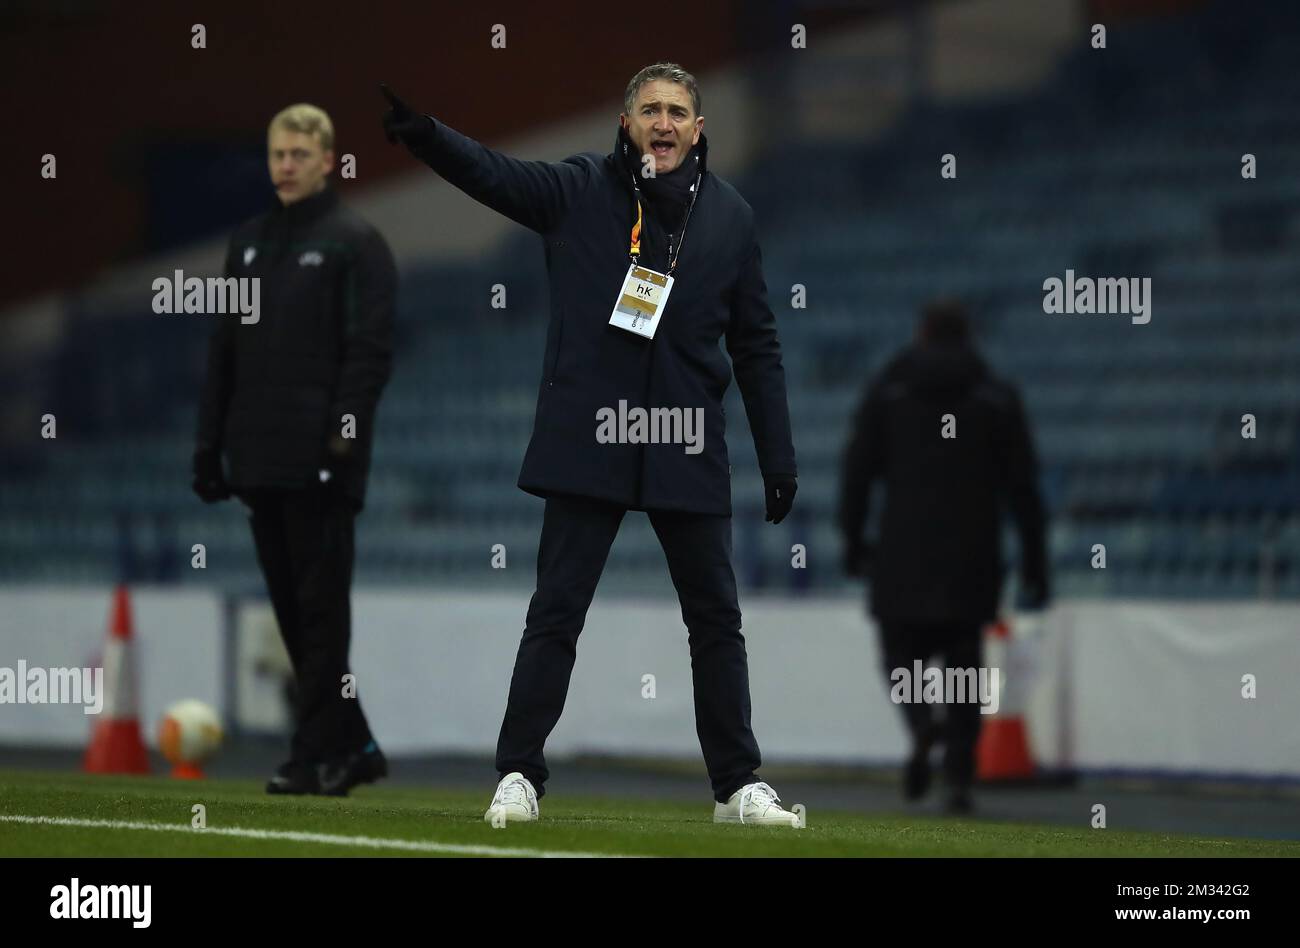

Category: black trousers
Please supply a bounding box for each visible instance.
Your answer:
[244,486,375,763]
[877,619,984,787]
[495,494,762,802]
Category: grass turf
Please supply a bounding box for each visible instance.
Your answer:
[1,770,1296,857]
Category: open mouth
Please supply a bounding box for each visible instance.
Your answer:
[651,140,675,157]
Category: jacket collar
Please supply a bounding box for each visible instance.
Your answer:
[270,184,338,223]
[615,126,709,185]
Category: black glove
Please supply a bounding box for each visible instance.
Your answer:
[763,474,797,524]
[191,448,230,504]
[380,83,434,148]
[842,537,873,578]
[318,434,358,502]
[317,431,353,483]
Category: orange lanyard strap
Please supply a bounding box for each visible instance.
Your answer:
[629,199,643,257]
[628,171,702,276]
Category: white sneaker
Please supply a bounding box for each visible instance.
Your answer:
[483,772,539,823]
[713,781,801,827]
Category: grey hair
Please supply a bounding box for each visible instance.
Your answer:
[623,62,701,118]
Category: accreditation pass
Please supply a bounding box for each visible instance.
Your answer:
[609,264,674,339]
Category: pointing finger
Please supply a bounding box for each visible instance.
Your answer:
[379,83,406,110]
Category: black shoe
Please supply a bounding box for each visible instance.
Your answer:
[945,786,974,815]
[318,742,388,797]
[266,759,321,795]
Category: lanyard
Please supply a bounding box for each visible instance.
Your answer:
[628,169,701,276]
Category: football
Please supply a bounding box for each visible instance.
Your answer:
[157,699,224,771]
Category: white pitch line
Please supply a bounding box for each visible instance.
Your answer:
[0,814,630,858]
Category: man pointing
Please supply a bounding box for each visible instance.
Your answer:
[383,63,800,825]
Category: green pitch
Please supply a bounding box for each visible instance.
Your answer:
[1,770,1295,857]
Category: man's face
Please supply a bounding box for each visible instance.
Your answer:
[267,128,333,205]
[620,79,703,176]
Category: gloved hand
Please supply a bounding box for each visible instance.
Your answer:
[319,433,354,489]
[842,537,873,578]
[380,83,434,148]
[763,474,797,524]
[191,448,230,504]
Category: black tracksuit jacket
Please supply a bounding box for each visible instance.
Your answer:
[196,187,396,508]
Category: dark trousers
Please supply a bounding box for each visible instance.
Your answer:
[244,486,375,763]
[878,619,984,787]
[495,494,762,802]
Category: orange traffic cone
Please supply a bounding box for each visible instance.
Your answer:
[84,585,150,775]
[975,618,1035,781]
[167,761,205,780]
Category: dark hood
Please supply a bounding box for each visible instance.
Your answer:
[886,343,989,399]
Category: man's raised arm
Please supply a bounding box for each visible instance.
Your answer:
[380,84,592,234]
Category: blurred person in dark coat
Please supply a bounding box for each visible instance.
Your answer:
[193,103,395,797]
[837,300,1048,813]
